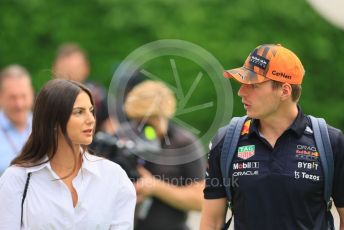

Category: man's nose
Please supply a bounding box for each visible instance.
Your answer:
[14,97,26,109]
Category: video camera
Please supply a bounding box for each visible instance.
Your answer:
[90,123,161,181]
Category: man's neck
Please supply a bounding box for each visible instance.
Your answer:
[13,122,28,132]
[258,104,298,146]
[2,111,29,132]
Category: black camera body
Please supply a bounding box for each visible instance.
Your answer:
[90,124,160,181]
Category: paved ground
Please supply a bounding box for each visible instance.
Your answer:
[187,206,340,229]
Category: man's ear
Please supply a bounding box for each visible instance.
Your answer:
[281,83,292,101]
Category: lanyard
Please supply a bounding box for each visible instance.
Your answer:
[0,125,19,155]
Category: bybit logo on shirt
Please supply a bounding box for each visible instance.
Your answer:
[297,161,319,170]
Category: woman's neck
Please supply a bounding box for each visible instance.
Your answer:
[50,139,82,178]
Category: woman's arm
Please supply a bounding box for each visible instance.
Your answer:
[110,169,136,230]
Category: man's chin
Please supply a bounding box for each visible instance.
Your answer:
[10,115,29,125]
[245,111,259,119]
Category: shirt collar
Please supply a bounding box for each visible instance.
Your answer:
[81,151,101,178]
[287,105,308,137]
[248,105,308,138]
[25,157,50,174]
[25,151,101,178]
[249,118,259,137]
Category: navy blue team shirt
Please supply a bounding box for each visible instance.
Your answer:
[204,108,344,230]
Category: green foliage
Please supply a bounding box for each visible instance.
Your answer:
[0,0,343,137]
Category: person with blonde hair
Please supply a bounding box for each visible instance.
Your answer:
[124,80,176,139]
[124,80,206,230]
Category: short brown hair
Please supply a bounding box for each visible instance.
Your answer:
[272,80,302,102]
[55,43,88,60]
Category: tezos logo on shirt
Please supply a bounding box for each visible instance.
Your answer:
[237,145,255,160]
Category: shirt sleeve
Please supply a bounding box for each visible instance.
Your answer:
[110,166,136,230]
[0,166,26,230]
[203,136,227,199]
[180,139,207,183]
[330,127,344,207]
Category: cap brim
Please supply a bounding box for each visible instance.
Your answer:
[224,67,269,84]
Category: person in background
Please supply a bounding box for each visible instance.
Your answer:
[0,65,34,175]
[0,79,136,229]
[124,80,207,230]
[52,43,117,133]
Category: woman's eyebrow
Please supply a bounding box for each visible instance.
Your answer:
[72,106,94,110]
[73,107,85,110]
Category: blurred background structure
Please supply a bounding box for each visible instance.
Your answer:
[0,0,343,131]
[0,0,343,229]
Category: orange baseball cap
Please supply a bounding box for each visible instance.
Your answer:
[224,44,305,84]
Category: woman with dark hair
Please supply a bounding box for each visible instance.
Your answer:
[0,79,136,229]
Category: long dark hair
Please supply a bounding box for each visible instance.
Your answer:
[11,79,95,167]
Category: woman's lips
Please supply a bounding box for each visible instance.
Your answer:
[83,129,93,135]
